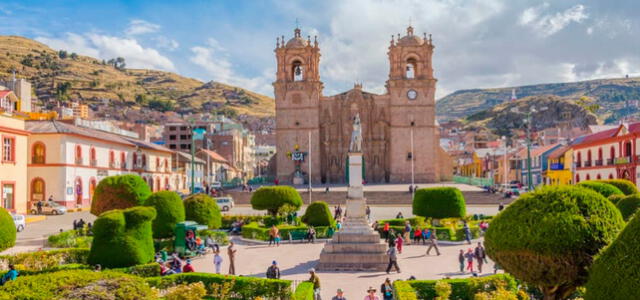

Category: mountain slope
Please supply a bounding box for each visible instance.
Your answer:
[436,77,640,123]
[0,35,274,118]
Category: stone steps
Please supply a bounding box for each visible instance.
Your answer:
[322,242,387,253]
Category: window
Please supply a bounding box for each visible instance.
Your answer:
[609,174,614,179]
[2,137,15,163]
[406,58,417,79]
[625,142,632,157]
[2,183,14,210]
[32,142,46,164]
[169,135,176,140]
[169,126,176,131]
[180,126,187,131]
[165,159,169,171]
[576,174,580,183]
[586,174,591,180]
[597,174,602,179]
[180,135,187,140]
[90,147,97,166]
[292,60,303,81]
[156,157,160,169]
[142,154,147,167]
[109,151,115,167]
[132,153,138,167]
[170,145,176,149]
[75,145,82,164]
[121,152,126,169]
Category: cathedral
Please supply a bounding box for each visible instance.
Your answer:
[274,26,451,184]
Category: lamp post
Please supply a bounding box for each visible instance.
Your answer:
[502,136,508,187]
[189,120,196,195]
[520,106,547,191]
[410,125,415,200]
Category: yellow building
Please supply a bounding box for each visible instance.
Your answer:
[459,152,483,177]
[545,146,573,185]
[0,113,29,214]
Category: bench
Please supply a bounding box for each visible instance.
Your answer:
[288,230,308,243]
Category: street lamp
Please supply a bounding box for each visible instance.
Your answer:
[501,136,508,187]
[517,106,547,191]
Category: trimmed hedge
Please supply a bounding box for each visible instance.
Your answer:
[251,186,303,216]
[578,180,624,198]
[294,282,314,300]
[88,206,157,268]
[145,191,186,238]
[608,194,626,205]
[413,187,466,219]
[90,174,152,216]
[301,201,334,226]
[198,229,230,246]
[377,217,426,227]
[586,213,640,300]
[407,274,517,300]
[616,194,640,221]
[485,185,624,299]
[600,179,638,195]
[0,208,16,251]
[47,229,92,248]
[0,248,89,271]
[0,270,155,300]
[393,280,418,300]
[184,194,222,229]
[242,222,334,241]
[146,272,292,299]
[222,215,269,228]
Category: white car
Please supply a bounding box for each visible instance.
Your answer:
[30,201,67,215]
[12,214,25,232]
[216,197,234,212]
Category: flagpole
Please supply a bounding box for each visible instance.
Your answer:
[308,130,312,204]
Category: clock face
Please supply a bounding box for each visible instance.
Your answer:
[407,89,418,100]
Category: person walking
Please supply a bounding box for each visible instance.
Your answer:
[364,287,380,300]
[403,221,412,245]
[465,248,475,273]
[426,228,441,256]
[498,202,504,211]
[308,268,321,300]
[458,249,465,273]
[383,222,390,242]
[385,244,400,274]
[395,234,403,254]
[268,225,279,246]
[380,278,393,300]
[332,288,347,300]
[228,241,237,275]
[213,251,223,274]
[266,260,280,279]
[463,222,472,245]
[474,242,486,273]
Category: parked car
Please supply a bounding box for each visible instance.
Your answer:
[216,197,234,212]
[11,213,25,232]
[30,201,67,215]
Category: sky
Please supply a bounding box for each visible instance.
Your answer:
[0,0,639,99]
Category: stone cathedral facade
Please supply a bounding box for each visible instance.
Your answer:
[274,26,451,184]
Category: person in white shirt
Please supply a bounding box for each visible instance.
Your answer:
[213,252,223,274]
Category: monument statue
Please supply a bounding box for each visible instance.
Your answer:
[349,113,363,153]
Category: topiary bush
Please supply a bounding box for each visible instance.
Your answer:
[0,208,16,251]
[90,174,152,216]
[608,194,626,205]
[250,186,303,216]
[293,282,314,300]
[600,179,638,195]
[616,194,640,221]
[413,187,466,219]
[145,191,185,238]
[301,201,334,226]
[585,213,640,300]
[88,206,157,268]
[484,185,624,299]
[577,180,624,198]
[184,194,221,229]
[408,274,517,300]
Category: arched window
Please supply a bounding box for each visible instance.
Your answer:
[156,157,160,169]
[577,152,582,166]
[586,174,591,180]
[587,150,592,163]
[597,174,601,179]
[165,159,169,171]
[406,58,417,79]
[142,154,147,167]
[609,173,614,179]
[90,147,97,166]
[31,178,45,203]
[576,174,580,183]
[120,152,126,169]
[32,142,46,164]
[292,60,303,81]
[598,148,603,162]
[132,153,138,168]
[109,151,115,167]
[75,145,83,165]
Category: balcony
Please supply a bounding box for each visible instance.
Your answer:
[606,158,614,165]
[550,163,564,170]
[583,161,592,167]
[615,156,631,165]
[595,160,603,166]
[90,159,97,167]
[576,161,582,168]
[75,157,83,165]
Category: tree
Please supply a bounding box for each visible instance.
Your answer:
[58,50,68,59]
[145,191,185,238]
[576,96,600,114]
[412,187,466,219]
[55,81,72,102]
[251,186,303,217]
[485,185,624,300]
[301,201,334,226]
[88,206,156,268]
[135,94,148,105]
[0,208,16,251]
[184,194,222,229]
[90,175,152,216]
[70,52,78,60]
[585,213,640,299]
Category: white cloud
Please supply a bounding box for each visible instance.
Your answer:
[35,32,175,71]
[519,3,588,37]
[125,19,160,36]
[153,36,180,51]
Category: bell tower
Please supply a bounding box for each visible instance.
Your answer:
[273,27,323,184]
[386,26,439,182]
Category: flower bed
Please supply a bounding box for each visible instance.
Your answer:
[47,229,93,248]
[0,248,89,271]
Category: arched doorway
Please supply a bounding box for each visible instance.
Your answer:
[155,177,161,191]
[147,177,153,191]
[75,177,83,205]
[31,178,45,208]
[89,178,97,202]
[621,169,631,180]
[164,178,170,191]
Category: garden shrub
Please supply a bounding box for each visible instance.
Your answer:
[146,272,292,299]
[301,201,334,226]
[145,191,185,238]
[88,206,157,268]
[0,208,16,251]
[600,179,638,195]
[242,222,334,241]
[184,194,221,229]
[0,248,89,271]
[117,262,162,277]
[577,180,624,198]
[294,282,314,300]
[608,194,626,205]
[585,213,640,300]
[484,185,624,299]
[47,229,92,248]
[413,187,466,219]
[435,280,452,299]
[0,270,155,300]
[90,174,151,216]
[251,186,303,216]
[221,215,269,228]
[393,280,418,300]
[164,281,207,300]
[198,229,229,246]
[376,217,426,227]
[616,194,640,221]
[408,274,517,300]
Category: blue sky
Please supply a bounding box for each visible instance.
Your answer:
[1,0,639,98]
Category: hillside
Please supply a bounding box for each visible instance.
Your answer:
[436,77,640,123]
[0,35,274,119]
[463,95,598,137]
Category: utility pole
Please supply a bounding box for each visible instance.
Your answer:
[502,136,508,187]
[410,126,415,199]
[526,111,533,191]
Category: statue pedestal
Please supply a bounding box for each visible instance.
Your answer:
[316,152,388,271]
[292,176,304,185]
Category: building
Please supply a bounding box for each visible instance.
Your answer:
[26,120,174,209]
[274,26,449,184]
[173,151,205,193]
[544,145,573,185]
[518,144,562,187]
[0,114,29,214]
[71,102,89,119]
[0,77,32,113]
[196,149,239,184]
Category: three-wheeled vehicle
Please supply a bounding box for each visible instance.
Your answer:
[174,221,208,257]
